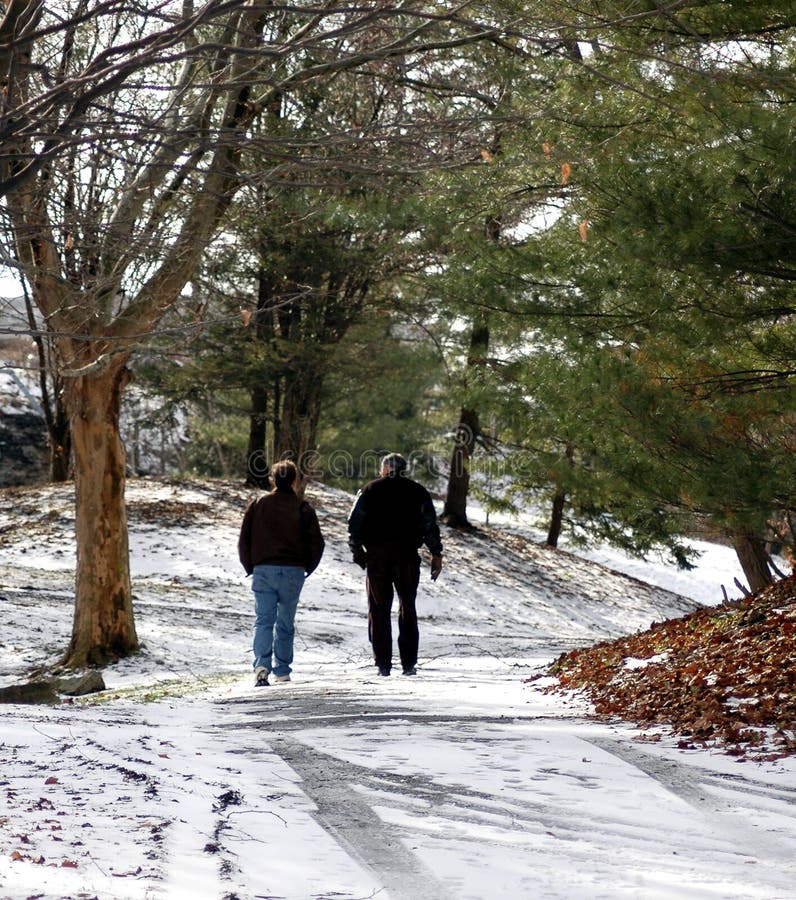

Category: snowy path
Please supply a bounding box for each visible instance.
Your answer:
[187,661,796,900]
[3,662,795,900]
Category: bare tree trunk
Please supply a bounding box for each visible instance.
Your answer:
[442,407,480,528]
[276,363,323,495]
[48,402,72,481]
[20,239,72,480]
[545,443,574,547]
[246,383,269,486]
[731,531,775,594]
[442,316,489,529]
[62,361,138,667]
[37,343,73,482]
[246,265,275,486]
[546,491,566,547]
[272,375,282,465]
[442,208,500,529]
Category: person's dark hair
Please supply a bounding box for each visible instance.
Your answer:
[381,453,408,476]
[271,460,298,490]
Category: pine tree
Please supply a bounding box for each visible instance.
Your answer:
[489,0,796,584]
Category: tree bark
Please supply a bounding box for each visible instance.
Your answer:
[442,316,489,529]
[48,402,72,482]
[276,361,324,487]
[442,406,480,528]
[546,490,566,547]
[22,276,72,480]
[545,443,574,547]
[731,531,775,595]
[62,361,139,667]
[246,264,276,486]
[246,383,269,487]
[442,206,499,529]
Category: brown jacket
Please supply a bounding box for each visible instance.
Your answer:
[238,488,325,576]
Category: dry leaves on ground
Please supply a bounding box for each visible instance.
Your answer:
[535,574,796,760]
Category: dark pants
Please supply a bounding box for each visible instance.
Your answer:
[365,544,420,672]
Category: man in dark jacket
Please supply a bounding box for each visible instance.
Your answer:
[348,453,443,677]
[239,461,324,686]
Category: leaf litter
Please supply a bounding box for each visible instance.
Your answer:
[540,574,796,760]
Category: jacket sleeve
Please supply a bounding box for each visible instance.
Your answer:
[347,490,367,553]
[420,490,443,557]
[238,501,255,575]
[301,502,325,576]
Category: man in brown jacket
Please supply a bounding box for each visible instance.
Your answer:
[238,461,324,686]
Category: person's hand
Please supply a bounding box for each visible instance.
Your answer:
[430,554,443,581]
[352,546,367,570]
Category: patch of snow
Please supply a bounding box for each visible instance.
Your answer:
[624,652,670,670]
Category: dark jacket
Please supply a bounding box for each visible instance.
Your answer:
[238,488,325,576]
[347,474,443,557]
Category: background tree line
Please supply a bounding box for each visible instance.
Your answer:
[1,0,793,667]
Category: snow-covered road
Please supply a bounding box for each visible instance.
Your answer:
[5,657,795,900]
[205,663,796,900]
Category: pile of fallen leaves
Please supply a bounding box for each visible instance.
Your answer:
[538,574,796,760]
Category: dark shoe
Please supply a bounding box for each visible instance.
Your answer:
[402,666,417,676]
[255,667,269,687]
[377,667,391,677]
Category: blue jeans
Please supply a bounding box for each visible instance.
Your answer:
[251,565,305,676]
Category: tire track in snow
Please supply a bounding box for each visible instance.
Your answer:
[269,735,456,900]
[585,737,796,874]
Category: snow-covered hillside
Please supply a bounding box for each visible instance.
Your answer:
[1,476,702,690]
